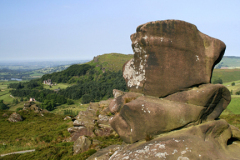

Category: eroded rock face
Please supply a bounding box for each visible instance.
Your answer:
[107,120,240,160]
[109,85,230,143]
[165,83,231,121]
[123,20,226,97]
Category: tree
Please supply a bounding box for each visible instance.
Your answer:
[42,100,55,111]
[81,94,92,104]
[213,78,223,84]
[232,82,235,86]
[67,99,74,105]
[236,91,240,95]
[0,100,8,110]
[12,99,19,105]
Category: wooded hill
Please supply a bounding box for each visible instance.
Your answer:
[7,53,132,110]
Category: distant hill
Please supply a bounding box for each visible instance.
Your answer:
[87,53,133,72]
[215,56,240,69]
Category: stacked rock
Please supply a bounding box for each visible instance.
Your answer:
[89,20,240,160]
[110,20,231,143]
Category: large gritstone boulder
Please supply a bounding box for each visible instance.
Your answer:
[123,20,226,97]
[90,120,240,160]
[109,84,231,143]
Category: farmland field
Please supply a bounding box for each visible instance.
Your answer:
[212,69,240,83]
[43,83,73,90]
[0,80,22,104]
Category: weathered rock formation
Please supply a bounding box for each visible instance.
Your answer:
[67,99,116,142]
[109,20,231,144]
[82,20,240,159]
[23,102,48,115]
[73,136,91,155]
[8,112,23,122]
[123,20,226,97]
[109,84,231,143]
[89,120,240,160]
[88,20,240,159]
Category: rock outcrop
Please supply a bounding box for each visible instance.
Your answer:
[23,102,48,114]
[67,99,116,142]
[8,112,23,122]
[109,84,231,143]
[73,136,91,155]
[123,20,226,98]
[79,20,240,159]
[110,20,231,144]
[89,120,240,160]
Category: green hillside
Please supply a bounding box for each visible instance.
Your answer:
[215,56,240,68]
[212,69,240,83]
[87,53,133,72]
[7,53,131,109]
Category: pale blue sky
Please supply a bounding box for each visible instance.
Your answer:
[0,0,239,61]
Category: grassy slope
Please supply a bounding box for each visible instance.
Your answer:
[0,81,17,104]
[212,69,240,83]
[50,102,89,116]
[0,110,72,155]
[0,109,122,160]
[216,56,240,68]
[87,53,133,72]
[43,83,73,90]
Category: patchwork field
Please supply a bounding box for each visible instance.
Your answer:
[0,81,17,104]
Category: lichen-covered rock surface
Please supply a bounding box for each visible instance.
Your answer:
[123,20,226,97]
[89,120,240,160]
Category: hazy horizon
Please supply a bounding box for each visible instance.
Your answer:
[1,0,240,61]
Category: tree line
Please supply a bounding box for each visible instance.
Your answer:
[8,63,128,110]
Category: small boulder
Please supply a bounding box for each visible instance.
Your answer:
[113,89,124,98]
[64,116,72,121]
[73,136,91,155]
[97,115,109,125]
[73,119,88,127]
[68,126,95,141]
[94,124,116,137]
[8,112,23,122]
